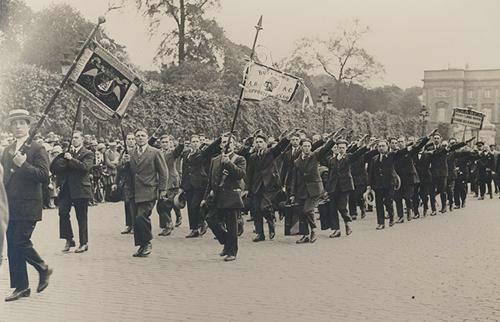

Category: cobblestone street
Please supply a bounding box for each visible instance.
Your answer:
[1,198,500,322]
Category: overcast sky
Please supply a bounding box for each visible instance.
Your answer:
[24,0,500,88]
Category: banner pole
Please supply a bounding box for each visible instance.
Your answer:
[224,15,263,153]
[20,16,106,153]
[67,97,83,153]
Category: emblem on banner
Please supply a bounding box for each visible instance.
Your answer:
[69,41,142,120]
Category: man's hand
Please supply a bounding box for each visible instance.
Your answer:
[111,184,118,191]
[466,137,476,144]
[12,152,27,167]
[200,199,206,208]
[289,195,295,204]
[369,139,379,149]
[427,128,439,138]
[64,152,73,160]
[357,134,369,146]
[159,190,167,200]
[330,127,346,140]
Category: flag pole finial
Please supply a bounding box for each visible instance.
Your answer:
[256,15,263,31]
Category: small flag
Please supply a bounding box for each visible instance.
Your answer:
[242,62,300,103]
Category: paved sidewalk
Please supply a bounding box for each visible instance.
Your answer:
[1,198,500,322]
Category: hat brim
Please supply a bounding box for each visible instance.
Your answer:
[4,115,35,127]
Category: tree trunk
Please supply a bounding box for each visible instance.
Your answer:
[178,0,186,65]
[335,80,342,109]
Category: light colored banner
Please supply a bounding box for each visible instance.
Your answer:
[451,107,485,129]
[242,62,300,102]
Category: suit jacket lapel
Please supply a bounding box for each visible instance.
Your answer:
[135,145,151,168]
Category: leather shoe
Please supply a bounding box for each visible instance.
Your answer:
[268,221,276,240]
[345,223,352,236]
[175,217,182,227]
[309,231,317,243]
[219,248,228,257]
[121,226,132,234]
[199,221,208,236]
[75,244,88,253]
[296,235,310,244]
[430,210,437,216]
[252,234,265,242]
[389,220,394,227]
[376,224,385,230]
[329,230,341,238]
[140,243,152,256]
[224,255,236,262]
[37,267,53,293]
[132,246,144,257]
[395,217,404,224]
[158,228,172,236]
[62,239,76,252]
[185,230,200,238]
[5,288,30,302]
[440,208,447,214]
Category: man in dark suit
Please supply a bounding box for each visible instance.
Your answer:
[114,132,136,234]
[394,134,430,223]
[203,134,246,262]
[51,130,94,253]
[477,144,495,200]
[325,138,368,238]
[122,128,168,257]
[290,131,340,244]
[2,109,52,301]
[427,134,470,214]
[368,140,410,229]
[156,134,184,236]
[180,135,221,238]
[280,132,302,195]
[246,131,290,242]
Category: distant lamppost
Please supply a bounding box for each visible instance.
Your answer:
[319,89,332,134]
[419,105,429,136]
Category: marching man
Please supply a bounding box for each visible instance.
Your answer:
[2,109,53,301]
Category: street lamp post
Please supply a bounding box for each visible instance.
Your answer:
[319,89,331,134]
[419,105,429,136]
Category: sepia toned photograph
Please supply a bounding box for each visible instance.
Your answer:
[1,1,500,321]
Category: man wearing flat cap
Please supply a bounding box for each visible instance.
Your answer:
[1,109,53,302]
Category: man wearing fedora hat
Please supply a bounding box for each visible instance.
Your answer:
[2,109,53,302]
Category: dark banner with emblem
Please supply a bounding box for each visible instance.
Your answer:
[69,41,142,121]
